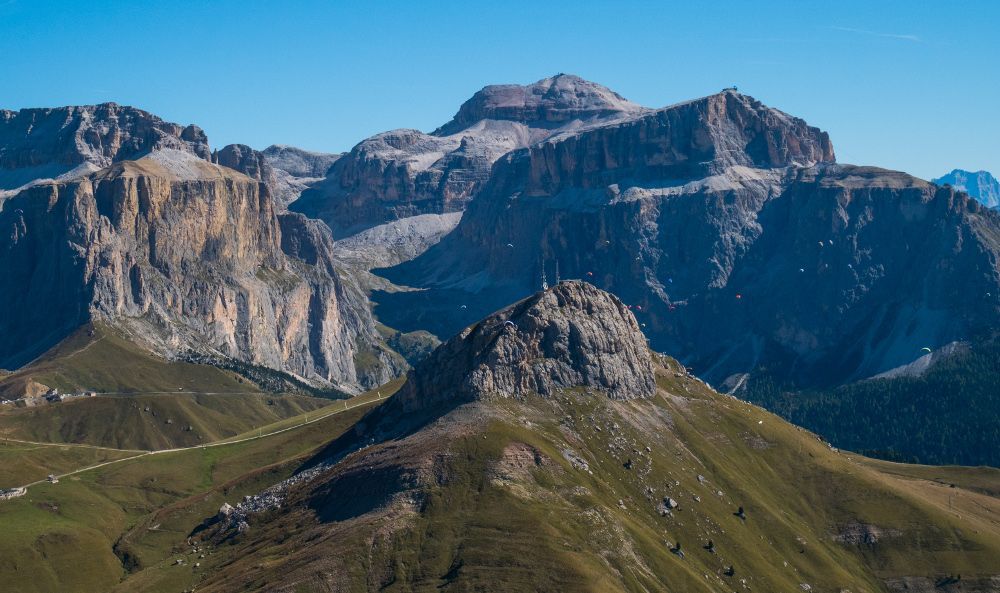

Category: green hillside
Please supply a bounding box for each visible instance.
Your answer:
[0,440,139,487]
[1,351,996,592]
[0,392,332,451]
[186,359,1000,593]
[0,383,398,593]
[0,324,257,399]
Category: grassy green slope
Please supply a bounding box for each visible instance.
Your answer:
[0,383,399,593]
[194,360,1000,593]
[0,323,342,451]
[0,440,139,487]
[0,393,332,451]
[0,324,257,399]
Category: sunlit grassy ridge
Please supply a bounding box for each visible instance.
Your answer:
[0,324,256,399]
[0,392,331,451]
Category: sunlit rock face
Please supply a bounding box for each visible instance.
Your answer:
[0,149,398,392]
[290,74,646,237]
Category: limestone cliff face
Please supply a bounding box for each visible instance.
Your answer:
[0,150,394,392]
[379,92,1000,388]
[262,145,340,180]
[290,74,644,237]
[0,103,209,193]
[514,90,833,192]
[392,281,656,413]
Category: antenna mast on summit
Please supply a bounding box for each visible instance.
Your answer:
[555,260,560,284]
[540,259,549,290]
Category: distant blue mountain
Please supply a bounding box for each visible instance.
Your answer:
[933,169,1000,209]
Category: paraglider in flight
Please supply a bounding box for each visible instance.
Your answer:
[667,278,674,284]
[921,347,932,354]
[504,320,516,329]
[799,268,805,273]
[460,305,467,309]
[605,240,611,245]
[506,243,514,248]
[818,241,824,248]
[641,323,647,328]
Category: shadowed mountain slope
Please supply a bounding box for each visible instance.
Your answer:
[375,90,1000,449]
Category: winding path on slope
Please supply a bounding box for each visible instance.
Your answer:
[6,392,388,493]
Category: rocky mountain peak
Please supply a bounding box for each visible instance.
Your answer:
[393,280,656,412]
[0,143,400,392]
[0,102,211,193]
[697,90,836,166]
[472,88,836,200]
[291,75,649,236]
[377,88,999,401]
[434,73,646,136]
[933,169,1000,209]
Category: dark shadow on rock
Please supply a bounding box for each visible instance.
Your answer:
[298,388,466,475]
[294,390,468,524]
[307,462,412,524]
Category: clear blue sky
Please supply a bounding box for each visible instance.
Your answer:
[1,0,997,179]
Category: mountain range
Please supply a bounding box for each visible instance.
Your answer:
[1,75,998,466]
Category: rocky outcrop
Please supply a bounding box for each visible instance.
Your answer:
[0,149,393,392]
[290,74,645,237]
[391,281,656,413]
[290,130,467,236]
[262,145,340,208]
[262,145,340,179]
[934,169,1000,209]
[433,73,645,135]
[212,144,340,209]
[378,91,999,390]
[212,143,270,184]
[0,103,209,194]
